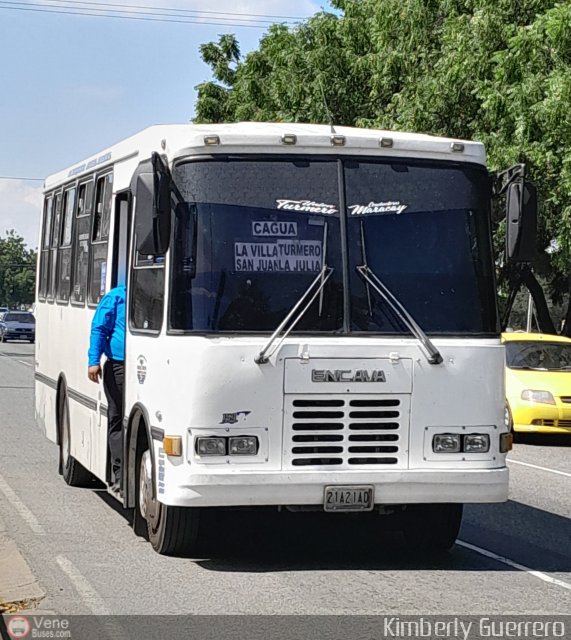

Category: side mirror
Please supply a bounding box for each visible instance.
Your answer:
[153,171,171,255]
[132,153,172,257]
[506,180,537,263]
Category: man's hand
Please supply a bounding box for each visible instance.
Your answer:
[88,365,102,383]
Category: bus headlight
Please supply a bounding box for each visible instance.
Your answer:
[196,437,226,456]
[432,434,461,453]
[229,436,258,456]
[464,434,490,453]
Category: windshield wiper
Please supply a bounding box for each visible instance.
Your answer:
[255,265,334,364]
[356,264,443,365]
[256,220,332,365]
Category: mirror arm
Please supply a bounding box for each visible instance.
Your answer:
[494,163,525,197]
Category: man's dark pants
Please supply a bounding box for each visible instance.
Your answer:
[103,359,124,486]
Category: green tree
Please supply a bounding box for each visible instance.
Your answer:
[194,0,571,333]
[195,34,241,123]
[0,231,37,307]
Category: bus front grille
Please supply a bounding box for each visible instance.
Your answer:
[284,395,409,469]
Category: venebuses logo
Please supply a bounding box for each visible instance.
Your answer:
[7,616,31,639]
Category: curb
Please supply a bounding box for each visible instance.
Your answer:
[0,537,44,614]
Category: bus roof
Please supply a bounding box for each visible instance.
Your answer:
[43,122,487,190]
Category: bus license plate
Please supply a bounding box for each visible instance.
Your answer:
[324,485,374,512]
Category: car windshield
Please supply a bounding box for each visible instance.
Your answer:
[505,340,571,370]
[5,313,34,323]
[169,157,497,335]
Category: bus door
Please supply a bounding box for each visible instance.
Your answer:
[92,191,131,485]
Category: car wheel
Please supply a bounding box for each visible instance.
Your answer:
[505,403,516,442]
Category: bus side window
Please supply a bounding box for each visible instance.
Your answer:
[71,180,94,306]
[130,266,165,332]
[88,173,113,306]
[38,195,54,300]
[56,186,76,303]
[130,233,165,333]
[47,192,62,302]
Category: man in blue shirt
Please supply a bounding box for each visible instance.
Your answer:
[88,284,126,495]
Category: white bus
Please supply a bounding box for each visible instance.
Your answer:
[35,123,517,555]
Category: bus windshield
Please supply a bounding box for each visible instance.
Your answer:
[169,158,497,335]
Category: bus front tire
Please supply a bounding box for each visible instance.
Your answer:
[401,503,463,552]
[59,388,93,487]
[138,449,200,556]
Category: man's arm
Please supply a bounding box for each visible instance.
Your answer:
[88,294,117,382]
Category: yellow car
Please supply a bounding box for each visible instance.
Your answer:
[503,332,571,434]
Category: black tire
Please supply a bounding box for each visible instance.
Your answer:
[401,503,463,552]
[505,403,518,443]
[138,448,200,556]
[59,388,94,487]
[29,339,35,344]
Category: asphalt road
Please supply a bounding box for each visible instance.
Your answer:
[0,341,570,616]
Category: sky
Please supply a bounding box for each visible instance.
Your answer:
[0,0,324,250]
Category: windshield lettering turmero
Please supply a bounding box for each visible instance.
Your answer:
[349,201,408,216]
[276,199,338,215]
[312,369,386,383]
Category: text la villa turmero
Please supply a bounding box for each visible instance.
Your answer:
[235,240,322,273]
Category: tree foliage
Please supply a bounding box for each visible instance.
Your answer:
[194,0,571,330]
[0,231,37,307]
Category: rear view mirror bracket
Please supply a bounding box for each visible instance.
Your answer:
[493,163,525,198]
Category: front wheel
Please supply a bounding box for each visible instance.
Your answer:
[401,504,463,552]
[138,449,200,556]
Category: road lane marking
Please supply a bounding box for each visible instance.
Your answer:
[55,556,129,638]
[508,458,571,479]
[0,473,45,535]
[56,556,110,615]
[0,353,33,368]
[457,540,571,591]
